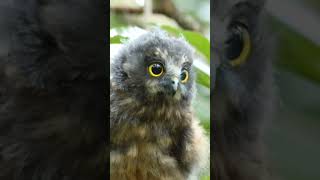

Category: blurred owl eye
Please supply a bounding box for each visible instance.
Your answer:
[180,70,189,83]
[148,63,164,77]
[225,23,251,66]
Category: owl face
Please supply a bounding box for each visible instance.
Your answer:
[112,30,196,103]
[143,47,194,99]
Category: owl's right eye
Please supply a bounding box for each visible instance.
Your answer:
[148,63,164,77]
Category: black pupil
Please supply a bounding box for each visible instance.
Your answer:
[181,71,187,81]
[151,64,162,75]
[225,26,244,60]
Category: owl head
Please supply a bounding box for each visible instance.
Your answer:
[111,30,196,104]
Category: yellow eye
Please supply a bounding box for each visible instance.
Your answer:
[225,23,251,66]
[148,63,164,77]
[180,70,189,83]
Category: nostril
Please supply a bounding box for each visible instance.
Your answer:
[171,80,176,84]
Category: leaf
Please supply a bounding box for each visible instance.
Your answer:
[195,67,210,88]
[201,176,210,180]
[110,35,128,44]
[160,25,210,62]
[271,17,320,83]
[110,13,127,28]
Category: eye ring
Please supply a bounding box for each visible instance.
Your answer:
[225,23,251,66]
[148,63,164,77]
[180,70,189,83]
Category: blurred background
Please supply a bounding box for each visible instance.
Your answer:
[266,0,320,179]
[109,0,210,179]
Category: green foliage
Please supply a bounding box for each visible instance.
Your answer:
[271,17,320,83]
[195,68,210,88]
[201,176,210,180]
[110,13,127,28]
[161,25,210,62]
[110,35,128,44]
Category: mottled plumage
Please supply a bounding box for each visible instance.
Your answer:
[212,0,274,180]
[110,30,209,180]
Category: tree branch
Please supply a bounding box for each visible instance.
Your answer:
[111,0,200,31]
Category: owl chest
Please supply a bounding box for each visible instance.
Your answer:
[110,125,186,180]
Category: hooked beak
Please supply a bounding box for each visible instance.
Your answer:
[167,77,179,96]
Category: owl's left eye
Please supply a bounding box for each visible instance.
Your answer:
[180,70,189,83]
[225,22,251,66]
[148,63,164,77]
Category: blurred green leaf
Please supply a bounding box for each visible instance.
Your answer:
[160,25,210,62]
[195,67,210,88]
[271,17,320,83]
[110,35,128,44]
[201,176,210,180]
[110,13,127,28]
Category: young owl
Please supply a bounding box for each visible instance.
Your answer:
[212,0,274,180]
[110,30,209,180]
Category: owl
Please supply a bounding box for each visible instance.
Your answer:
[0,1,107,179]
[211,0,274,180]
[110,30,209,180]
